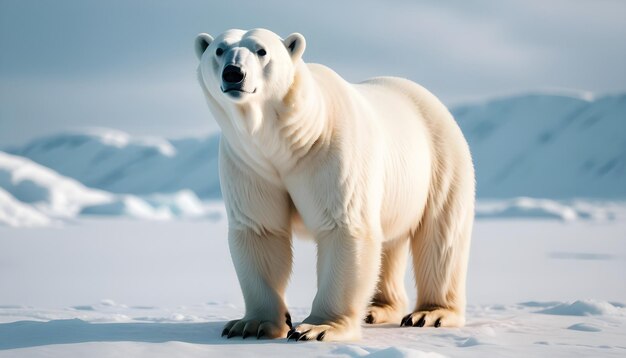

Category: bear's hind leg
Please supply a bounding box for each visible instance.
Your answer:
[365,237,409,324]
[403,200,473,328]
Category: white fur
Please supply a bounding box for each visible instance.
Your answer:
[196,29,475,341]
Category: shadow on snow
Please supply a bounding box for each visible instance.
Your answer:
[0,319,284,350]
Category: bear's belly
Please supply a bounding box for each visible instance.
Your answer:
[357,81,433,240]
[378,138,432,240]
[379,169,430,240]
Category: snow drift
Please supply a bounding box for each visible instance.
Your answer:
[5,128,221,198]
[0,188,51,227]
[0,151,112,218]
[537,300,624,316]
[0,151,222,227]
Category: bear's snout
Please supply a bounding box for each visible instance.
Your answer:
[222,65,246,85]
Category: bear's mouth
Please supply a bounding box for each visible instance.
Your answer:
[221,86,257,94]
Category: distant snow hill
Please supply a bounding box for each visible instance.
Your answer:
[452,92,625,199]
[1,92,625,227]
[0,151,222,227]
[6,128,222,199]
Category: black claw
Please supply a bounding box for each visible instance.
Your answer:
[365,314,374,324]
[316,331,326,341]
[297,334,309,341]
[401,314,413,327]
[286,328,295,339]
[221,328,229,337]
[286,312,292,328]
[400,314,409,326]
[257,329,265,339]
[415,315,426,327]
[289,332,301,341]
[434,318,442,328]
[227,330,237,339]
[242,331,250,339]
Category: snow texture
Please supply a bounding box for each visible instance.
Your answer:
[453,93,626,199]
[0,218,624,357]
[5,128,222,198]
[475,197,626,221]
[0,188,51,227]
[0,151,111,218]
[0,151,224,226]
[537,300,624,316]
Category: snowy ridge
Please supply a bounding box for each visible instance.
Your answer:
[536,300,625,316]
[0,151,111,218]
[476,197,626,221]
[460,88,596,105]
[0,188,51,227]
[6,128,221,198]
[75,128,177,157]
[0,151,223,226]
[453,93,626,198]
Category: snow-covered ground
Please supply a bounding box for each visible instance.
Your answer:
[1,217,624,357]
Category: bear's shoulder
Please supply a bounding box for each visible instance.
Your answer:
[301,62,353,96]
[305,63,344,82]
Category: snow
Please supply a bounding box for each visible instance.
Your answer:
[537,300,624,317]
[567,323,602,332]
[80,195,172,220]
[453,93,626,199]
[475,197,626,221]
[143,190,218,218]
[0,188,51,227]
[0,151,112,218]
[0,151,224,226]
[5,129,222,198]
[80,193,224,221]
[79,128,177,157]
[0,217,624,357]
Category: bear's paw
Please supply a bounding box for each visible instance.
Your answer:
[400,308,465,328]
[222,312,292,339]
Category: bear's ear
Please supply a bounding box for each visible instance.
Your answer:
[195,33,214,60]
[283,33,306,62]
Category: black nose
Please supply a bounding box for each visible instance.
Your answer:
[222,65,245,84]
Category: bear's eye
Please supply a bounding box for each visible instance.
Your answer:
[257,49,267,57]
[216,48,224,56]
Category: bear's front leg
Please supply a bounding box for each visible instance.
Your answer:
[288,227,382,342]
[222,227,293,339]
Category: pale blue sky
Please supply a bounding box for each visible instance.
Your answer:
[1,0,625,145]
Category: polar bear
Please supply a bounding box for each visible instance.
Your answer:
[195,29,474,342]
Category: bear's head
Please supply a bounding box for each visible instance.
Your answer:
[195,29,306,106]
